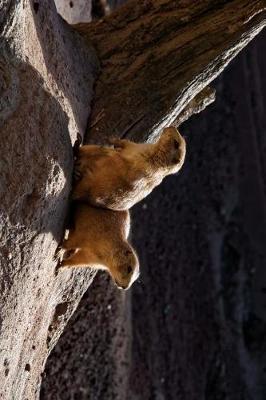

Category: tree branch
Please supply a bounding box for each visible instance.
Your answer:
[75,0,266,144]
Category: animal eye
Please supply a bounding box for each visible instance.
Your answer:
[173,155,180,164]
[174,139,180,149]
[127,266,133,274]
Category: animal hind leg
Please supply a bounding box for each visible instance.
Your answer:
[109,137,132,150]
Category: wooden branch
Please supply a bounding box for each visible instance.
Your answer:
[75,0,266,144]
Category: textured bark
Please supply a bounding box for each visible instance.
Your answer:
[75,0,266,144]
[0,1,98,398]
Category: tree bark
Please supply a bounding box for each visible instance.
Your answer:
[1,0,266,399]
[75,0,266,144]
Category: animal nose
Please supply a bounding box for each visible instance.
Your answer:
[115,280,128,290]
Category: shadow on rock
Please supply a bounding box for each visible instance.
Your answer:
[0,45,73,244]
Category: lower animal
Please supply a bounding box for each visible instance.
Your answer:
[60,203,139,290]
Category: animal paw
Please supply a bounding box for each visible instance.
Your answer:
[109,137,130,150]
[73,166,82,182]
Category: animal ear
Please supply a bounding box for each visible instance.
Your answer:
[165,143,181,166]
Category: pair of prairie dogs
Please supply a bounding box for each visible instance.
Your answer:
[61,127,186,290]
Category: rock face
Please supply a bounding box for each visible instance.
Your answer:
[42,31,266,399]
[0,1,98,398]
[77,0,266,144]
[54,0,92,24]
[41,274,132,400]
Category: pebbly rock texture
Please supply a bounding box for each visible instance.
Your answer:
[0,1,98,399]
[42,30,266,400]
[41,273,132,400]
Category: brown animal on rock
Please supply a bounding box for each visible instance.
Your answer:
[60,203,139,290]
[72,126,186,210]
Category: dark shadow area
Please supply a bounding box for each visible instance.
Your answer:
[41,31,266,400]
[91,0,125,18]
[0,0,15,34]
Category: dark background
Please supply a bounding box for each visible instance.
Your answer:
[41,27,266,400]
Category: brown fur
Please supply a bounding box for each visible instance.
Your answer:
[72,126,186,210]
[60,204,139,290]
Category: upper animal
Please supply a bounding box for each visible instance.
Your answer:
[72,126,186,211]
[60,203,139,290]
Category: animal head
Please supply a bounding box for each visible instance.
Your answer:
[109,243,139,290]
[157,126,186,173]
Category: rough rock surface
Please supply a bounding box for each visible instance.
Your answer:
[2,0,266,399]
[42,31,266,400]
[0,1,98,398]
[54,0,92,24]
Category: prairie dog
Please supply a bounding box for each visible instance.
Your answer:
[61,204,139,290]
[72,126,186,210]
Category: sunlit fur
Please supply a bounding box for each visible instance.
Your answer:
[60,204,139,290]
[72,126,186,210]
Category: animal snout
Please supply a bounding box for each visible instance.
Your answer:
[115,280,129,290]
